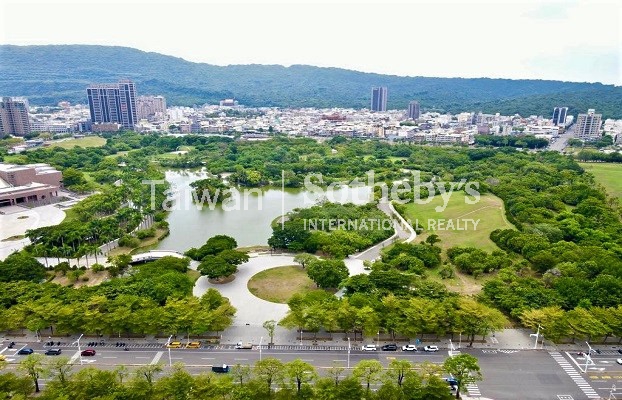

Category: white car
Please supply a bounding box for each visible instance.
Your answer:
[361,344,377,351]
[617,358,622,365]
[402,344,418,351]
[424,345,439,352]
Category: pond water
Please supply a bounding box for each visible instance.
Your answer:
[156,170,372,251]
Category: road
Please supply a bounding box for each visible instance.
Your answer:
[548,125,575,153]
[3,340,621,399]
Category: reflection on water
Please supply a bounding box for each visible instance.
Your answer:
[156,170,372,251]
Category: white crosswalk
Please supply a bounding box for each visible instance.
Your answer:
[549,351,600,399]
[466,382,482,397]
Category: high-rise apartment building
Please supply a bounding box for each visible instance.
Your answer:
[87,80,137,129]
[0,97,31,136]
[137,95,167,121]
[552,107,568,126]
[371,87,388,112]
[408,101,420,119]
[575,109,602,140]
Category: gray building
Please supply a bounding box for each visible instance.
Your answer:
[575,109,602,140]
[371,87,387,112]
[408,101,420,119]
[137,95,167,121]
[0,97,31,136]
[552,106,568,126]
[87,80,137,129]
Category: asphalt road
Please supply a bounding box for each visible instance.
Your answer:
[4,340,622,399]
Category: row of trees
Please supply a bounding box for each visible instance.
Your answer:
[0,257,236,337]
[520,305,622,343]
[3,353,482,400]
[280,291,507,347]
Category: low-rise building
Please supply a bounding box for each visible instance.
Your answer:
[0,163,62,207]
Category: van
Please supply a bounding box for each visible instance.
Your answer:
[212,364,230,373]
[235,342,253,349]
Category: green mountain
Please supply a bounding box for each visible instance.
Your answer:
[1,44,621,118]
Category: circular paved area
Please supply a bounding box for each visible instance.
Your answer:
[193,254,366,326]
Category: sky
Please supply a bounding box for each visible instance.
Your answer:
[1,0,621,85]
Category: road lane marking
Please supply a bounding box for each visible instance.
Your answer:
[69,351,81,363]
[102,356,118,359]
[135,356,150,359]
[234,358,248,361]
[332,360,346,362]
[201,357,215,360]
[150,351,164,365]
[301,359,314,362]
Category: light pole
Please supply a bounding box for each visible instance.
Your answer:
[76,333,84,365]
[583,341,595,373]
[377,331,380,346]
[347,337,351,369]
[529,325,543,349]
[300,329,303,346]
[459,332,462,349]
[166,335,173,367]
[449,339,454,357]
[259,337,263,361]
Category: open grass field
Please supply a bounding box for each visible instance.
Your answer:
[580,162,622,199]
[247,265,318,303]
[401,192,514,252]
[51,136,106,149]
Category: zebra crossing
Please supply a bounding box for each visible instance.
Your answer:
[481,349,520,354]
[549,351,600,399]
[465,382,482,397]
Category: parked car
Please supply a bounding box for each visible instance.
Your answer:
[17,348,34,355]
[424,345,439,352]
[185,341,201,349]
[402,344,418,351]
[617,349,622,355]
[45,348,62,356]
[361,344,377,351]
[235,342,253,349]
[166,341,182,349]
[212,364,230,373]
[616,358,622,365]
[445,377,458,387]
[81,349,96,356]
[381,343,398,351]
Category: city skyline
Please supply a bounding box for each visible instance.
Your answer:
[0,0,620,86]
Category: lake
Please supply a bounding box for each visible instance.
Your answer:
[156,170,372,251]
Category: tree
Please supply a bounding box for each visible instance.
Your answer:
[294,253,316,269]
[62,167,87,188]
[385,358,412,387]
[198,255,238,280]
[425,234,441,246]
[352,359,383,394]
[0,252,46,282]
[254,358,285,394]
[46,356,73,389]
[443,353,483,399]
[263,320,277,346]
[285,359,317,394]
[231,364,252,386]
[19,353,45,393]
[306,259,349,289]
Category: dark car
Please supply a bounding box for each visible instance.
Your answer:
[381,343,398,351]
[618,349,622,355]
[17,348,34,355]
[81,349,96,356]
[212,364,230,373]
[44,348,62,356]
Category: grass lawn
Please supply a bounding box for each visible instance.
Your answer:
[580,162,622,199]
[247,265,318,303]
[401,192,514,252]
[51,136,106,149]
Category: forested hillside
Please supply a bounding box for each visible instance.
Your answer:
[2,45,621,118]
